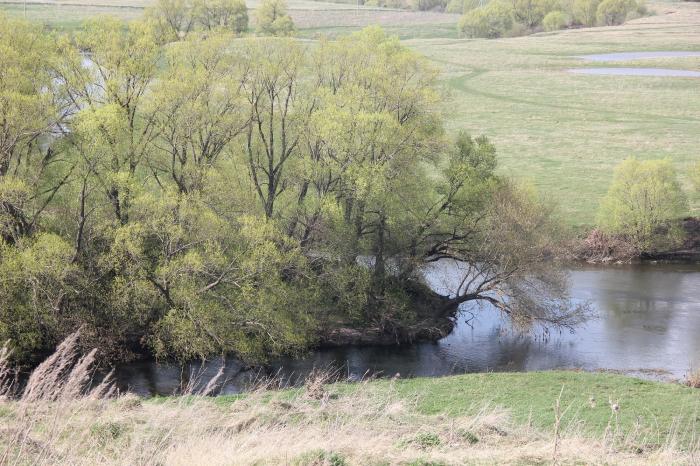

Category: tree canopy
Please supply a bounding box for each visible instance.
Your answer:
[0,16,585,364]
[598,158,688,253]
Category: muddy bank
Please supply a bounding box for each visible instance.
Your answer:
[573,217,700,264]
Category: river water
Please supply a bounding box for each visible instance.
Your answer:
[114,263,700,396]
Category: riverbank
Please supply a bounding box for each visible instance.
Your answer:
[572,217,700,264]
[2,371,698,464]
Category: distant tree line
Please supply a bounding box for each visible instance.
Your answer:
[458,0,648,38]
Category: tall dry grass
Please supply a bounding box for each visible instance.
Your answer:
[0,333,698,465]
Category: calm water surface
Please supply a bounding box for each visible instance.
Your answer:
[115,263,700,396]
[569,68,700,77]
[577,51,700,61]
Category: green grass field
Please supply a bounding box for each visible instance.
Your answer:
[2,0,698,226]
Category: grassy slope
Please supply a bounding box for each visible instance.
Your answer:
[220,371,700,444]
[409,4,700,227]
[1,1,697,225]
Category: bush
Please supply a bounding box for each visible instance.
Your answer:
[597,158,688,253]
[410,0,448,10]
[458,1,514,38]
[543,10,568,30]
[596,0,637,25]
[511,0,559,28]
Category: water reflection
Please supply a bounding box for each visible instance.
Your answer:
[114,263,700,396]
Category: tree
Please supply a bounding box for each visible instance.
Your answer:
[596,0,637,25]
[543,10,568,30]
[572,0,600,25]
[598,158,688,252]
[0,16,69,244]
[459,2,514,38]
[195,0,249,33]
[255,0,295,36]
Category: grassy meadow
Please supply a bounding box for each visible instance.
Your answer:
[1,0,698,226]
[2,370,699,464]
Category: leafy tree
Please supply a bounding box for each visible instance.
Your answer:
[256,0,295,36]
[459,2,514,38]
[572,0,600,25]
[596,0,637,25]
[543,10,568,30]
[598,158,688,252]
[195,0,249,33]
[511,0,558,28]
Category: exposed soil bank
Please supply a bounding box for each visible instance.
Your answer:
[574,217,700,264]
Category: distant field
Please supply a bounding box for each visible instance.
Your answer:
[1,0,698,226]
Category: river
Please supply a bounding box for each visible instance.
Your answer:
[113,263,700,396]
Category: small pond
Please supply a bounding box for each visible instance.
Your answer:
[577,51,700,62]
[569,67,700,77]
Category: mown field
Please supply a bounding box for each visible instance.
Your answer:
[1,0,698,226]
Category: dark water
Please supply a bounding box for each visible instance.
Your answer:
[114,263,700,396]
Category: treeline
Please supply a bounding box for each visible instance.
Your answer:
[458,0,648,38]
[0,14,585,365]
[147,0,295,39]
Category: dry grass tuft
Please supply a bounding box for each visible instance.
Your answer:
[685,369,700,389]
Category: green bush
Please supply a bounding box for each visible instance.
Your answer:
[597,158,688,252]
[458,1,514,38]
[410,0,448,10]
[542,10,568,30]
[293,449,347,466]
[596,0,637,25]
[511,0,559,28]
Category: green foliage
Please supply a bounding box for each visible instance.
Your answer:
[598,158,687,252]
[410,0,449,11]
[293,450,348,466]
[542,10,568,30]
[411,432,442,449]
[146,0,248,41]
[595,0,637,25]
[572,0,600,25]
[511,0,559,28]
[692,162,700,193]
[256,0,295,36]
[458,1,514,38]
[0,18,583,364]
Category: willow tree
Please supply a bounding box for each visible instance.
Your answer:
[598,157,687,252]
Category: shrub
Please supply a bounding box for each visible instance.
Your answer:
[293,450,347,466]
[572,0,600,25]
[511,0,559,28]
[412,432,442,449]
[458,1,514,38]
[543,10,568,30]
[597,158,688,253]
[596,0,637,25]
[410,0,448,10]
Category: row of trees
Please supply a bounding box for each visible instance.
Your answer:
[458,0,647,38]
[146,0,295,40]
[596,158,698,254]
[0,15,585,364]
